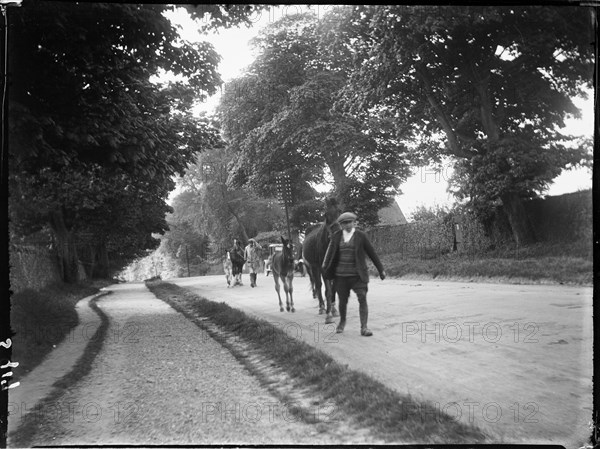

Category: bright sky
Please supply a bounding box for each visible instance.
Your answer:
[166,6,594,220]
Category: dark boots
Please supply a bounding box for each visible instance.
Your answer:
[336,288,372,336]
[359,301,372,336]
[336,298,347,333]
[250,273,257,287]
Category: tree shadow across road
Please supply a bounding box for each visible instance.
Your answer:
[147,280,489,444]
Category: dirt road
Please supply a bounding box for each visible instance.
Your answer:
[168,273,593,448]
[8,283,378,446]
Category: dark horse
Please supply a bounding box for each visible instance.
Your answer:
[271,236,295,312]
[230,239,245,286]
[302,197,341,324]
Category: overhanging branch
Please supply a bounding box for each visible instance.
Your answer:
[416,63,474,159]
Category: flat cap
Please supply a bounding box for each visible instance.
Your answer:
[337,212,357,223]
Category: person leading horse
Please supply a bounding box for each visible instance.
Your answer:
[230,238,246,286]
[302,196,341,324]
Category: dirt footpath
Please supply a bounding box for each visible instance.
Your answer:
[168,273,593,448]
[7,283,375,446]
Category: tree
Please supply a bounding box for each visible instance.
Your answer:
[218,10,412,226]
[410,204,452,222]
[339,5,594,244]
[8,3,253,281]
[184,4,271,31]
[173,146,286,254]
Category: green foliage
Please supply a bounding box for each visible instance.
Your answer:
[522,189,592,243]
[218,9,412,226]
[449,135,592,218]
[9,3,235,279]
[338,5,593,238]
[409,204,452,222]
[162,146,287,261]
[376,251,592,285]
[164,220,210,263]
[184,4,271,32]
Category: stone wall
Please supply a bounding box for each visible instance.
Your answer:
[9,244,62,293]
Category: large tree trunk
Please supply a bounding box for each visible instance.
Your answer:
[228,206,249,242]
[500,192,537,246]
[95,241,111,279]
[328,158,348,206]
[220,182,249,242]
[81,244,97,278]
[49,210,80,283]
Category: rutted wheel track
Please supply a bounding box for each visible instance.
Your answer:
[160,292,388,444]
[151,283,489,445]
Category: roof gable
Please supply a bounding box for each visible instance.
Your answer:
[377,201,407,225]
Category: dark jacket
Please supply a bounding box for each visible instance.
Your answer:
[321,229,384,283]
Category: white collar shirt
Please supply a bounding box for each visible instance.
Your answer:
[342,228,356,243]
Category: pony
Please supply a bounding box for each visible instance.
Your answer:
[230,240,246,286]
[223,251,233,287]
[270,236,296,313]
[302,197,342,324]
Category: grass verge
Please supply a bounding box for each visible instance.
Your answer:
[8,291,111,448]
[147,280,488,444]
[373,246,592,286]
[9,281,112,380]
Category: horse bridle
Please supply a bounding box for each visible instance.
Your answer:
[325,221,341,239]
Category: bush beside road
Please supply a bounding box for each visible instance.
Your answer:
[371,243,592,286]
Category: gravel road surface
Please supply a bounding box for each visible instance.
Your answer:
[168,272,593,448]
[8,283,374,446]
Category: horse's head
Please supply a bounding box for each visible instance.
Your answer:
[280,236,294,260]
[323,196,342,238]
[327,220,341,236]
[324,197,341,222]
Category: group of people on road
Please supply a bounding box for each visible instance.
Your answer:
[229,238,263,287]
[227,210,386,337]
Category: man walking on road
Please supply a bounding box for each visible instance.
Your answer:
[322,212,386,336]
[244,238,263,287]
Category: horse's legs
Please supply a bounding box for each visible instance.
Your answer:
[284,274,295,313]
[323,278,336,324]
[305,261,325,313]
[313,267,325,314]
[273,273,284,312]
[325,279,338,317]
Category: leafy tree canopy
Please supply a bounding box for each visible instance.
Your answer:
[171,145,287,254]
[337,5,594,242]
[8,2,255,280]
[218,9,412,226]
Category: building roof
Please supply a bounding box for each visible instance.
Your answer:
[377,200,408,226]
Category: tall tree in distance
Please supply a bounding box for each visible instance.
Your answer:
[218,9,412,226]
[174,146,285,252]
[340,5,594,244]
